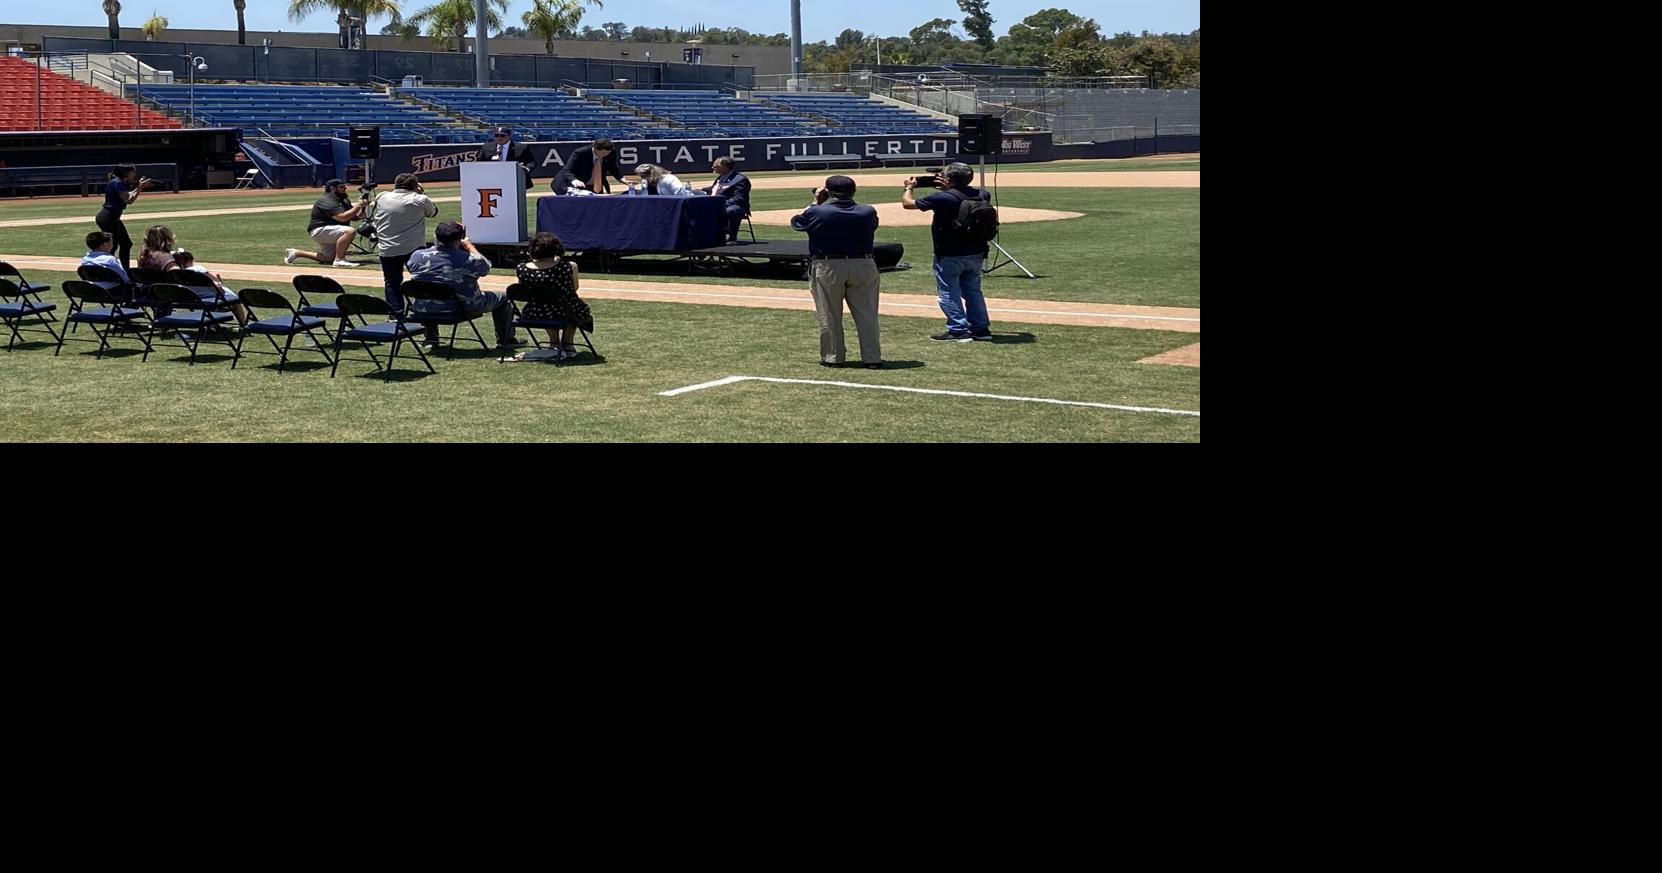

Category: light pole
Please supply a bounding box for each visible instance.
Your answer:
[183,54,206,126]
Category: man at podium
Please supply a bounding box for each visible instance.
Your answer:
[475,127,536,178]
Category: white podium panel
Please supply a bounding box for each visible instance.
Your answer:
[460,161,528,244]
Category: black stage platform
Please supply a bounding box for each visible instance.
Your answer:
[477,239,908,278]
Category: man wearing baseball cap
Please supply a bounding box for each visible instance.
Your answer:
[406,220,525,354]
[476,127,537,178]
[283,178,366,268]
[790,175,882,369]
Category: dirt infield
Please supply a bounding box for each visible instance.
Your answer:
[0,252,1200,334]
[751,202,1082,227]
[1138,342,1201,367]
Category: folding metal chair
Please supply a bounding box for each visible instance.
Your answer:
[55,280,151,359]
[291,275,352,338]
[232,288,333,372]
[232,168,260,189]
[330,293,433,380]
[142,284,239,365]
[504,282,599,363]
[397,279,494,359]
[1,278,61,351]
[0,260,52,301]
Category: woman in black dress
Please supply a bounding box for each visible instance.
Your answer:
[95,164,153,270]
[514,232,593,359]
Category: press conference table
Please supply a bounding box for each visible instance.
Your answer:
[535,194,727,252]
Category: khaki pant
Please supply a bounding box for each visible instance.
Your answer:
[808,258,881,364]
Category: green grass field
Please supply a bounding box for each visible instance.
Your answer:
[1,158,1200,442]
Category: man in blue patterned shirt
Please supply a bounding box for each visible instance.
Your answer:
[406,221,525,353]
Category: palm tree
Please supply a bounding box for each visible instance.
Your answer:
[233,0,247,45]
[406,0,507,53]
[522,0,603,54]
[287,1,405,50]
[142,11,168,41]
[103,0,123,40]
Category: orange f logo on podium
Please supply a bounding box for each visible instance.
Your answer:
[477,188,503,218]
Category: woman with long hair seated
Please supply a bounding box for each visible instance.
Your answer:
[632,163,694,196]
[512,232,593,361]
[141,224,248,324]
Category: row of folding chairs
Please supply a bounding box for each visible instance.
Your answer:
[4,264,598,378]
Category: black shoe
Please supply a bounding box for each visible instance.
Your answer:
[863,362,882,370]
[820,361,843,368]
[969,330,993,341]
[930,331,973,342]
[498,338,529,350]
[725,239,741,246]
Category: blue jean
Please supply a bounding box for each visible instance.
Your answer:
[933,255,988,334]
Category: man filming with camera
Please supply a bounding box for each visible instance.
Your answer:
[283,178,367,268]
[902,162,995,342]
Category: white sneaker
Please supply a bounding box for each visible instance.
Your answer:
[331,259,357,268]
[283,248,297,265]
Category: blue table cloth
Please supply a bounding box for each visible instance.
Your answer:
[535,195,727,252]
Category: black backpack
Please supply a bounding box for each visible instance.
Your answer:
[947,188,1000,243]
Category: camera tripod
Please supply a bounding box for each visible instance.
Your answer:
[977,154,1035,278]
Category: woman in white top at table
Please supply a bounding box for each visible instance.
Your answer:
[631,164,695,196]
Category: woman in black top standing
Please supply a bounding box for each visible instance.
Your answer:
[96,164,152,270]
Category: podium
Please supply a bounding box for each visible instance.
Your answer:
[459,161,528,244]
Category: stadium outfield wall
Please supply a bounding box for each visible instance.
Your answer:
[363,131,1199,183]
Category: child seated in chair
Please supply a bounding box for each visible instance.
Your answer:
[174,249,248,325]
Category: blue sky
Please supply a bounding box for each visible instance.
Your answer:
[15,2,1199,43]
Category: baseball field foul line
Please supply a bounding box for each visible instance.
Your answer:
[658,376,1202,416]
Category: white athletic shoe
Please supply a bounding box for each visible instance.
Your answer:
[332,259,357,268]
[283,248,297,265]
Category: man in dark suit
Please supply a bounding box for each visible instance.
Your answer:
[700,156,752,244]
[475,127,537,178]
[551,137,626,195]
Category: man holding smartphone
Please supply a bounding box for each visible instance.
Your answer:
[901,162,993,342]
[790,175,882,369]
[367,173,439,318]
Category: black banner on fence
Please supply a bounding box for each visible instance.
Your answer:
[369,132,1055,183]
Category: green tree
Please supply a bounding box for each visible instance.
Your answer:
[287,1,405,50]
[142,10,167,40]
[601,21,627,40]
[957,0,995,49]
[405,0,508,52]
[523,0,603,53]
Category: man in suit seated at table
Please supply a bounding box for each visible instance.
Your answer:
[699,156,752,245]
[551,137,626,195]
[475,127,537,179]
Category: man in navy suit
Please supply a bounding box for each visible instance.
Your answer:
[700,156,752,244]
[551,137,625,195]
[475,127,536,178]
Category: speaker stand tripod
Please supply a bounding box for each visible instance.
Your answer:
[976,155,1036,278]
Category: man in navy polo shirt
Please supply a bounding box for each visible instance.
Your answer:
[902,162,993,342]
[790,175,882,369]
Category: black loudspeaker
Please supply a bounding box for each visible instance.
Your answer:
[958,114,1002,155]
[349,126,381,159]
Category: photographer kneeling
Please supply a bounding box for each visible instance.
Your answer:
[283,178,366,268]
